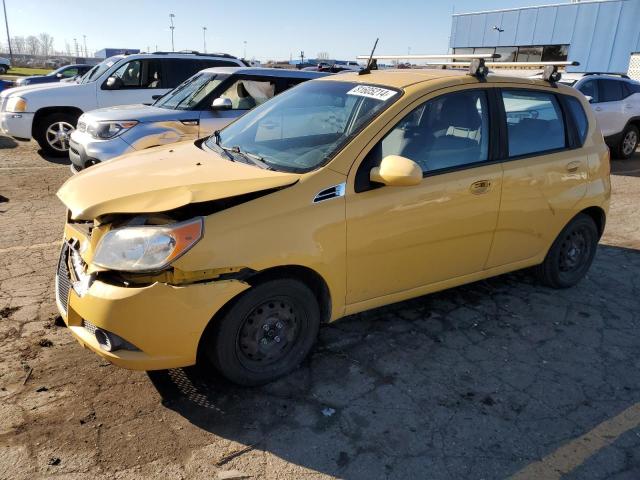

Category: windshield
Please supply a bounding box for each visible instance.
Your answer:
[205,81,399,172]
[155,72,227,110]
[80,56,121,84]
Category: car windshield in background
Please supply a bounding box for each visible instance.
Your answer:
[206,81,400,172]
[80,56,119,84]
[155,72,228,110]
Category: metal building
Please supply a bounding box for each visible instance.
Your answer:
[449,0,640,72]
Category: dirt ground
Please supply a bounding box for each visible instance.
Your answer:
[0,136,639,480]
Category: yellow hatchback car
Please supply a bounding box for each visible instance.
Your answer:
[56,66,610,385]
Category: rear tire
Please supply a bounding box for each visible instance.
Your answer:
[0,66,7,74]
[33,112,79,157]
[614,124,639,159]
[534,214,599,289]
[204,278,320,386]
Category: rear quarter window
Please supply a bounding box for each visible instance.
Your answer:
[565,96,589,145]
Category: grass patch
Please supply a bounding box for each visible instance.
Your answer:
[7,67,52,76]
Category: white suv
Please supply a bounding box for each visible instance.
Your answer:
[560,73,640,159]
[0,52,245,156]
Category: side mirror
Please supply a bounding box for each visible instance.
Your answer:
[56,73,63,79]
[370,155,422,187]
[104,76,123,90]
[211,97,232,110]
[584,95,594,103]
[151,94,162,100]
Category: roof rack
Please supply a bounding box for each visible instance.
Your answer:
[355,53,501,61]
[150,51,238,59]
[582,72,630,78]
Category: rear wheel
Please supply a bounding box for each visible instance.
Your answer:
[33,112,79,157]
[534,214,599,288]
[205,278,320,386]
[614,124,639,159]
[0,66,7,74]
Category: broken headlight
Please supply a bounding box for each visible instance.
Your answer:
[93,217,204,272]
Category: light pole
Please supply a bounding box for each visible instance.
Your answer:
[2,0,12,65]
[243,40,247,59]
[83,34,87,57]
[202,26,207,53]
[73,38,79,57]
[169,13,175,51]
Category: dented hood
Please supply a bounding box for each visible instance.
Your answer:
[57,140,300,220]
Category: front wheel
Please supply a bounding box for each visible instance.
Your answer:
[534,214,599,289]
[614,124,639,159]
[204,278,321,386]
[33,112,79,157]
[0,66,7,74]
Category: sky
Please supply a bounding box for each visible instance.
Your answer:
[4,0,544,61]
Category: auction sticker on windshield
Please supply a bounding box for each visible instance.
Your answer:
[347,85,397,101]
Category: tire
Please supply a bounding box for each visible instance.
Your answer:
[534,213,599,289]
[205,278,320,386]
[614,124,639,159]
[33,112,79,157]
[0,66,7,74]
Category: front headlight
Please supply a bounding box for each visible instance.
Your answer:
[93,217,204,272]
[6,96,27,113]
[86,120,138,140]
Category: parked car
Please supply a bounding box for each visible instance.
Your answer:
[0,57,10,74]
[558,72,640,158]
[68,67,328,172]
[0,52,246,156]
[55,68,609,386]
[14,64,92,87]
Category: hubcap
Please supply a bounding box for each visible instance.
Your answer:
[45,121,74,152]
[559,227,590,272]
[622,130,638,156]
[237,299,299,367]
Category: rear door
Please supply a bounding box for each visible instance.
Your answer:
[593,79,626,137]
[486,88,588,268]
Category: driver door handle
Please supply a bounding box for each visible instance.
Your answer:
[566,161,581,172]
[470,180,491,194]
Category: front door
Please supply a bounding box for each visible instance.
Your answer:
[346,88,503,305]
[96,59,169,108]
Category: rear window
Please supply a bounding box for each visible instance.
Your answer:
[162,58,239,88]
[502,90,566,157]
[599,79,624,103]
[565,96,589,145]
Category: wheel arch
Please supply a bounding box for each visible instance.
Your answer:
[579,206,606,238]
[32,106,84,137]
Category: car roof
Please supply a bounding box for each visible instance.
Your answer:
[200,66,329,79]
[316,68,568,90]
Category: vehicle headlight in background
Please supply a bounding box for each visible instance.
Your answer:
[93,217,204,272]
[86,120,138,140]
[6,96,27,112]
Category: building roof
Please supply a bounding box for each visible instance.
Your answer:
[453,0,619,16]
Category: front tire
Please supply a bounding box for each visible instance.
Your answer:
[205,278,320,386]
[534,214,599,289]
[33,112,79,157]
[614,124,639,159]
[0,66,8,74]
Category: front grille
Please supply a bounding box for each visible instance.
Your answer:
[82,319,97,336]
[56,244,71,315]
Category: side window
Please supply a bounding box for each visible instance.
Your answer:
[377,90,490,173]
[219,79,276,110]
[61,67,78,78]
[111,60,162,89]
[565,96,589,145]
[599,79,623,103]
[502,90,566,157]
[578,80,598,102]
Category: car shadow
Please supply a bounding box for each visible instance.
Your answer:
[610,150,640,178]
[36,148,70,166]
[148,243,640,478]
[0,135,17,149]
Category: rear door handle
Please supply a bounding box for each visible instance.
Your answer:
[594,106,603,111]
[470,180,491,194]
[566,161,581,172]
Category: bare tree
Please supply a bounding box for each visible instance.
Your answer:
[12,36,25,54]
[65,41,71,56]
[317,51,330,60]
[25,35,39,56]
[38,33,54,58]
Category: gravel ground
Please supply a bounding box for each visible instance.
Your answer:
[0,137,639,480]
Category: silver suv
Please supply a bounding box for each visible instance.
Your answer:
[69,67,327,172]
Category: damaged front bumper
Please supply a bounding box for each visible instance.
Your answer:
[55,223,249,371]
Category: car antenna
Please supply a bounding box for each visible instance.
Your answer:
[359,38,379,75]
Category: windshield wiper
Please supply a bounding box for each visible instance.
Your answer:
[211,130,235,161]
[228,146,273,170]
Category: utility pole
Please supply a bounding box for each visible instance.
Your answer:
[202,26,207,53]
[2,0,12,65]
[169,13,175,51]
[83,35,87,57]
[300,50,304,65]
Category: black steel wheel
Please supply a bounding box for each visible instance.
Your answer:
[535,213,599,288]
[205,278,320,386]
